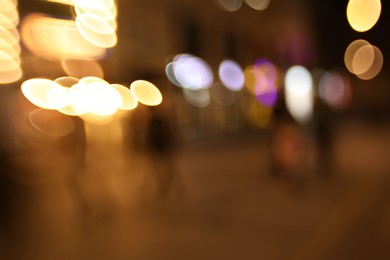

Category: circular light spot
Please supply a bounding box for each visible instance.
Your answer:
[77,13,116,35]
[111,83,138,110]
[79,76,108,85]
[344,39,370,74]
[130,80,162,106]
[285,65,313,96]
[347,0,381,32]
[54,76,79,87]
[76,17,117,48]
[0,49,19,71]
[284,65,314,123]
[356,45,383,80]
[214,0,243,12]
[245,0,270,11]
[172,54,214,90]
[29,109,75,137]
[21,78,63,109]
[47,85,71,109]
[165,62,182,87]
[61,59,104,78]
[0,66,21,84]
[352,44,375,75]
[218,59,244,91]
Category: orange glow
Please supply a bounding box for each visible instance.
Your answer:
[344,39,370,74]
[347,0,381,32]
[46,0,75,5]
[111,84,139,110]
[21,14,106,60]
[29,109,76,137]
[245,0,270,11]
[0,66,22,84]
[0,50,19,71]
[80,112,114,124]
[356,45,383,80]
[61,59,104,78]
[47,85,71,109]
[351,44,375,75]
[130,80,163,106]
[54,76,79,87]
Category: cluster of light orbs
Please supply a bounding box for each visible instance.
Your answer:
[166,53,350,125]
[21,76,162,124]
[0,0,22,84]
[214,0,270,12]
[74,0,118,48]
[344,39,383,80]
[345,0,383,80]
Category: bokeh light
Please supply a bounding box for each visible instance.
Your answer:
[172,54,214,90]
[21,14,106,61]
[214,0,243,12]
[344,39,383,80]
[21,78,64,110]
[356,45,383,80]
[347,0,381,32]
[130,80,163,106]
[284,65,314,123]
[29,109,76,137]
[61,59,104,78]
[0,0,21,84]
[319,71,350,108]
[245,0,270,11]
[111,84,139,110]
[218,59,244,91]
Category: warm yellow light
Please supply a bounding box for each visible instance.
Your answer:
[0,49,19,71]
[54,76,79,87]
[111,84,138,110]
[347,0,381,32]
[76,81,122,116]
[344,39,370,74]
[61,59,104,78]
[0,39,21,58]
[47,85,71,109]
[45,0,75,5]
[58,83,89,116]
[0,26,19,46]
[356,45,383,80]
[0,67,22,84]
[21,14,106,60]
[130,80,163,106]
[77,13,116,34]
[75,17,117,48]
[244,66,257,95]
[245,0,270,11]
[352,44,375,75]
[80,112,113,124]
[74,0,117,20]
[79,76,108,85]
[0,0,17,13]
[21,78,63,110]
